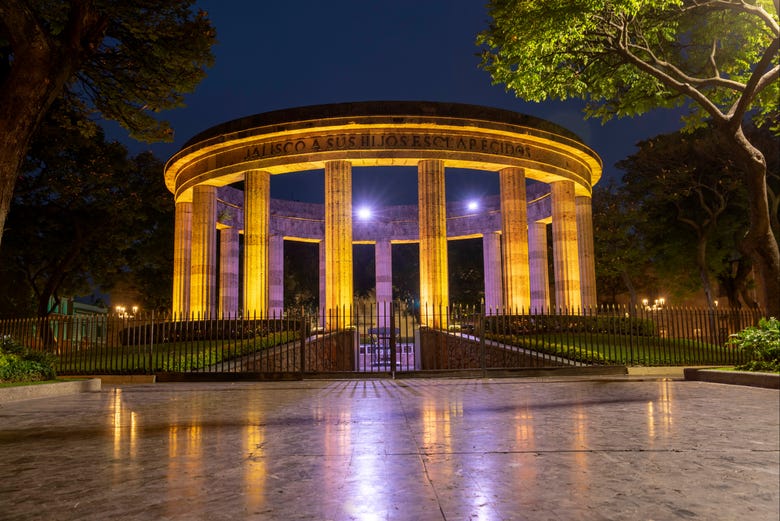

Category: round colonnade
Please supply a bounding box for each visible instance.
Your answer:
[164,101,602,328]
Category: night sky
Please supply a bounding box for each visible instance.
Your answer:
[110,0,685,205]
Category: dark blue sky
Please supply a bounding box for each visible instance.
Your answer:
[112,0,685,205]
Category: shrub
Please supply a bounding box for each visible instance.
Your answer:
[0,336,57,382]
[483,314,655,336]
[729,317,780,372]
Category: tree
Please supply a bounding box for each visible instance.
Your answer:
[591,182,657,306]
[478,0,780,316]
[106,151,175,313]
[0,105,173,320]
[448,238,485,307]
[618,126,755,307]
[0,1,215,250]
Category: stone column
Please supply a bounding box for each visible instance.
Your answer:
[418,159,448,327]
[551,181,582,311]
[268,235,284,317]
[528,221,550,312]
[219,227,239,317]
[244,170,271,318]
[375,239,393,329]
[318,240,326,328]
[499,167,530,312]
[172,200,192,318]
[576,196,597,310]
[190,185,217,318]
[482,231,503,314]
[325,160,353,328]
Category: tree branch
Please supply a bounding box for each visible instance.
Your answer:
[726,37,780,129]
[612,20,728,124]
[693,0,780,37]
[0,0,48,50]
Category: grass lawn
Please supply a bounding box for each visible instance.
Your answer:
[0,379,61,388]
[56,330,298,373]
[485,332,744,366]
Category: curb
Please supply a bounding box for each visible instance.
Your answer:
[683,368,779,389]
[81,375,156,385]
[0,378,102,404]
[626,366,686,378]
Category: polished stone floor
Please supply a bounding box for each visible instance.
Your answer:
[0,377,778,521]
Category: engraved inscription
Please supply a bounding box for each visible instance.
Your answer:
[242,132,532,161]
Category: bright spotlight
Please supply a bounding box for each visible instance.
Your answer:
[357,206,372,220]
[467,200,479,211]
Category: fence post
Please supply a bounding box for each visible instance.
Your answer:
[389,301,396,379]
[479,301,487,378]
[300,307,306,377]
[148,311,155,375]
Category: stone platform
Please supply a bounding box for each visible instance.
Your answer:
[1,377,777,520]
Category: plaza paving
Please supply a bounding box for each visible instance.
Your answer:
[0,377,778,520]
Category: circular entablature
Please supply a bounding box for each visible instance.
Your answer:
[165,101,602,202]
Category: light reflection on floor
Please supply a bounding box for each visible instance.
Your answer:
[4,378,775,521]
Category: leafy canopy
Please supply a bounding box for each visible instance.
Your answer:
[0,103,173,318]
[0,0,216,142]
[478,0,779,130]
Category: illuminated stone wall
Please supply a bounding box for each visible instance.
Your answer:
[324,160,354,328]
[418,159,449,326]
[166,102,602,324]
[243,170,270,316]
[190,185,217,317]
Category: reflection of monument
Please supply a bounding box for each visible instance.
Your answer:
[164,102,602,326]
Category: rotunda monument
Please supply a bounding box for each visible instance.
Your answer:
[164,101,602,327]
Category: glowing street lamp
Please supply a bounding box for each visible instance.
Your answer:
[356,206,372,220]
[115,305,139,318]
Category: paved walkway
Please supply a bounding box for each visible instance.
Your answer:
[1,377,778,520]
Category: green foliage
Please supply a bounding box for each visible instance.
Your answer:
[448,238,485,306]
[484,313,656,336]
[0,104,174,318]
[485,331,735,366]
[156,331,297,372]
[478,1,780,318]
[730,317,780,372]
[485,333,614,364]
[56,331,298,374]
[614,124,779,306]
[5,0,217,142]
[0,336,57,382]
[478,0,778,130]
[592,182,656,304]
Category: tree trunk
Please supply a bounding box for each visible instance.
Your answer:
[621,270,638,309]
[695,235,716,308]
[719,127,780,318]
[0,50,74,251]
[0,2,101,250]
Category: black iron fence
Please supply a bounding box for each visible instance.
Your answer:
[0,304,763,376]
